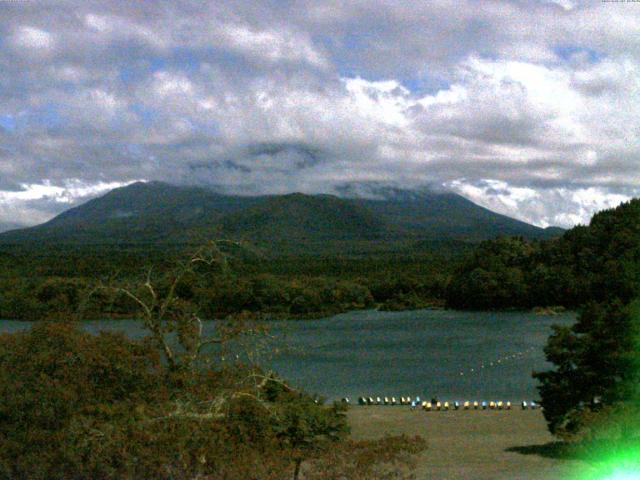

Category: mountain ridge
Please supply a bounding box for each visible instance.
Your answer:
[0,181,563,249]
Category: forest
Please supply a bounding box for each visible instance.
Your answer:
[445,198,640,310]
[0,245,452,321]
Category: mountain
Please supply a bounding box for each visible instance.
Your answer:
[0,182,261,244]
[217,193,387,241]
[0,181,562,250]
[352,189,551,240]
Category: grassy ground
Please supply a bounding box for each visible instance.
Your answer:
[347,406,587,479]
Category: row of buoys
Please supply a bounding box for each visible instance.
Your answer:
[356,396,421,406]
[458,347,537,377]
[352,397,541,410]
[423,400,514,410]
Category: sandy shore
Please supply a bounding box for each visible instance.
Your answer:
[347,406,587,480]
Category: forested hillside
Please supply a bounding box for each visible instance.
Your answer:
[0,181,560,249]
[446,199,640,309]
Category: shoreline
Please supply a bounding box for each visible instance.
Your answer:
[0,305,574,323]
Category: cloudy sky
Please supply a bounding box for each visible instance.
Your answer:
[1,0,639,230]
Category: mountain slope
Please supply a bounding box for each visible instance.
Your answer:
[0,182,261,244]
[352,189,554,240]
[0,181,562,248]
[217,193,389,242]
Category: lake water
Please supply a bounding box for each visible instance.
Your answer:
[0,309,574,402]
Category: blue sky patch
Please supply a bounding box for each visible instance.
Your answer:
[0,114,16,132]
[554,45,603,63]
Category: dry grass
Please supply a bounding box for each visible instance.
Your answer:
[347,406,587,480]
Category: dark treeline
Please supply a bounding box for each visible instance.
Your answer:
[446,199,640,310]
[0,244,451,321]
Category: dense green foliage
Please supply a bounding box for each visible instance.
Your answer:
[0,322,425,479]
[534,300,640,438]
[446,199,640,310]
[506,199,640,444]
[0,243,451,320]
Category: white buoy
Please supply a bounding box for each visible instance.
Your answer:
[391,397,397,405]
[368,397,374,405]
[436,401,442,411]
[522,401,528,410]
[454,401,460,410]
[506,401,511,410]
[384,397,390,405]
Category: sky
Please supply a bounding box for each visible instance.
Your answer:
[1,0,639,230]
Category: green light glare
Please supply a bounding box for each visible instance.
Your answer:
[573,457,640,480]
[603,472,639,480]
[571,438,640,480]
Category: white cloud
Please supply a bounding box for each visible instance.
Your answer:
[0,180,140,226]
[342,77,412,127]
[447,179,636,228]
[11,26,55,52]
[213,23,328,68]
[0,1,639,228]
[0,180,137,204]
[544,0,576,12]
[82,13,166,49]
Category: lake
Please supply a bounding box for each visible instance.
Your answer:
[0,309,574,402]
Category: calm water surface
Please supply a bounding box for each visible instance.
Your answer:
[0,309,574,402]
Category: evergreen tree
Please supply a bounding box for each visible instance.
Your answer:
[534,299,640,438]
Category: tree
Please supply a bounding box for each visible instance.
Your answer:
[92,241,254,371]
[260,375,349,480]
[0,242,427,479]
[445,237,533,309]
[534,299,640,439]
